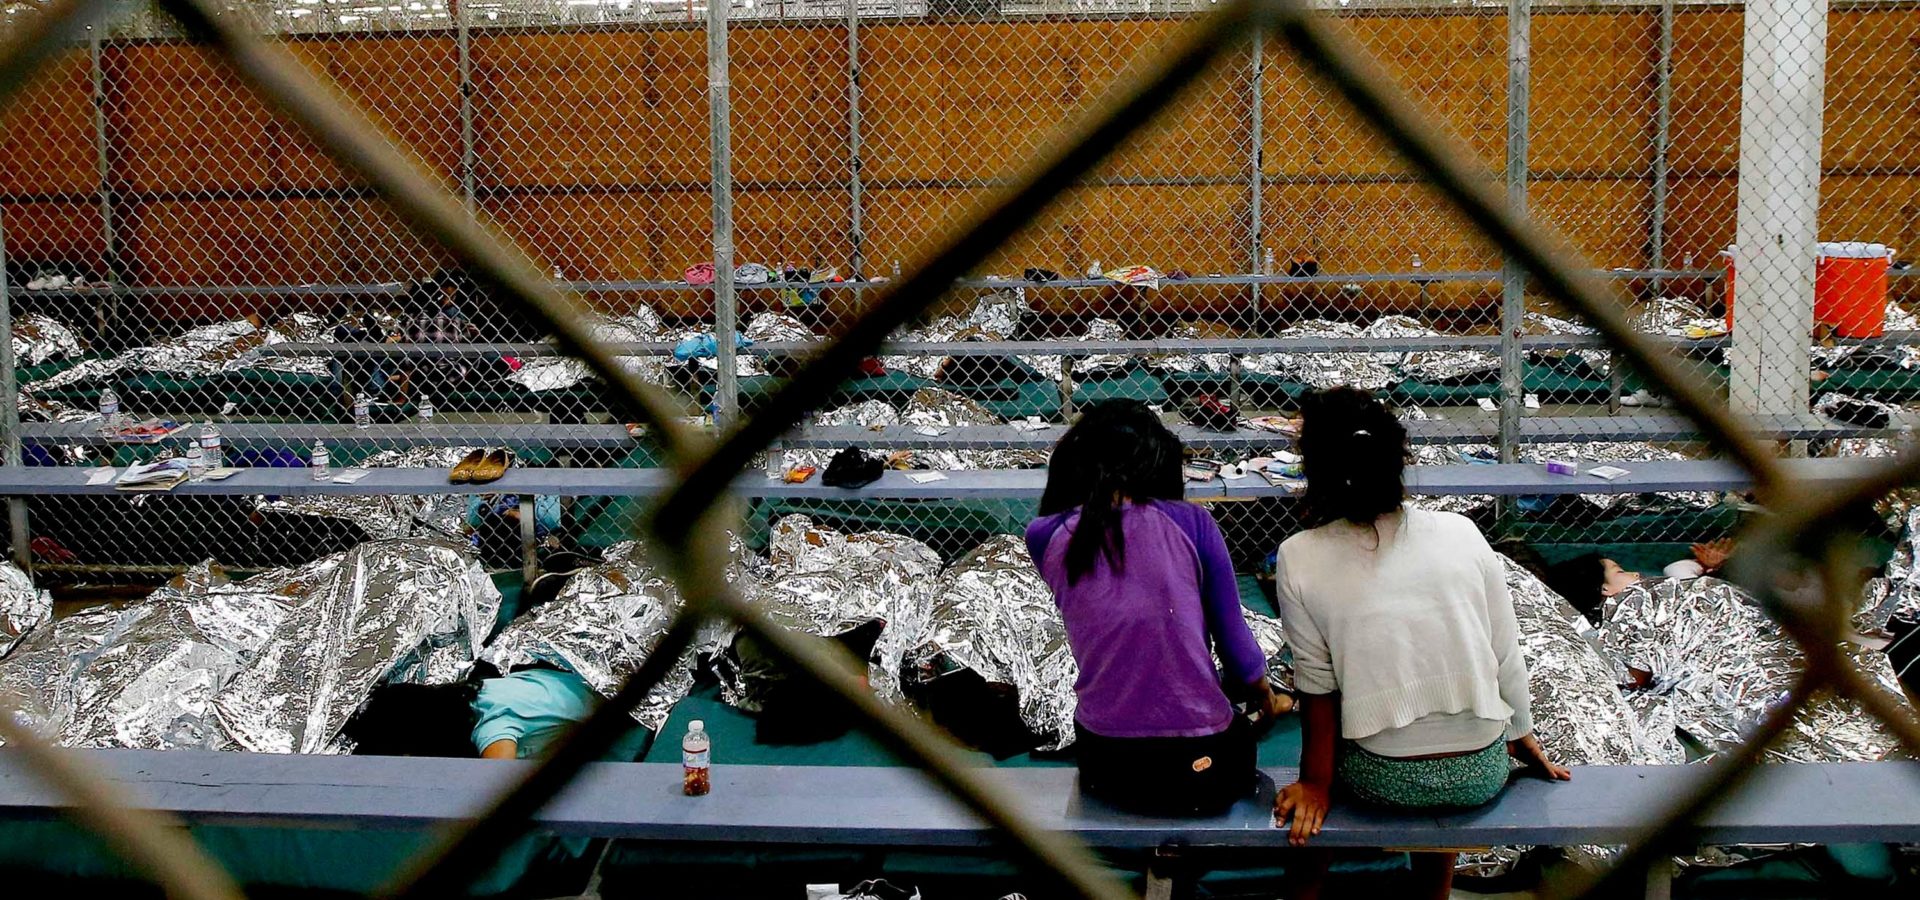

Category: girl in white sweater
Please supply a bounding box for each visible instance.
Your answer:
[1272,387,1568,899]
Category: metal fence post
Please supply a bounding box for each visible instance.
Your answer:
[708,0,737,427]
[1236,27,1263,406]
[847,1,865,281]
[88,24,123,357]
[1247,27,1264,281]
[0,206,26,572]
[1498,0,1531,465]
[1648,0,1673,299]
[1616,0,1675,415]
[455,0,477,210]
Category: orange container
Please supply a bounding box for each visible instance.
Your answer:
[1721,242,1895,337]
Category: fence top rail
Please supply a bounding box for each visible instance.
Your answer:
[12,267,1756,301]
[0,457,1882,499]
[1,751,1915,849]
[247,331,1920,360]
[14,415,1901,454]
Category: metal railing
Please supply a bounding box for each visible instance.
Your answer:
[0,2,1917,900]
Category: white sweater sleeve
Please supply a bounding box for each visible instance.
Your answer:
[1482,549,1534,738]
[1663,559,1706,579]
[1273,547,1338,696]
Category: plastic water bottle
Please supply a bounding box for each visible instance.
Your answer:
[1263,246,1275,276]
[417,393,435,424]
[892,260,901,278]
[1412,253,1424,271]
[1087,259,1101,279]
[353,393,372,429]
[199,423,223,470]
[682,719,710,796]
[184,440,206,477]
[97,387,121,436]
[310,440,330,481]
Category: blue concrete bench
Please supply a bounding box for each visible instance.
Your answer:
[0,752,1916,897]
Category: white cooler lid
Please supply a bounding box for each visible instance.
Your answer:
[1720,242,1894,259]
[1818,241,1894,259]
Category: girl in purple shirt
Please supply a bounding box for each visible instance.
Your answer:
[1027,400,1290,815]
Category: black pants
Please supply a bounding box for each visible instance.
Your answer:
[1075,717,1257,817]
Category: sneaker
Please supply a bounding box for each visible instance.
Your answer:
[1619,389,1667,408]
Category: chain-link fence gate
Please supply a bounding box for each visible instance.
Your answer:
[0,0,1917,898]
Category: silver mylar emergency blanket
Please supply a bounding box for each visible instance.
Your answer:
[0,561,49,659]
[738,311,816,378]
[790,389,1046,471]
[717,516,943,711]
[1457,559,1684,881]
[32,314,340,398]
[510,308,667,392]
[1862,504,1920,633]
[903,535,1079,751]
[902,387,1050,470]
[483,540,747,731]
[213,537,501,753]
[1239,608,1294,693]
[0,556,338,750]
[1146,320,1239,375]
[788,399,900,471]
[260,445,477,541]
[886,293,1049,380]
[1504,557,1684,766]
[1600,575,1905,763]
[1403,410,1496,516]
[1075,318,1132,376]
[1243,316,1497,389]
[11,312,84,367]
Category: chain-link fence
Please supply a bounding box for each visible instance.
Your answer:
[0,0,1918,897]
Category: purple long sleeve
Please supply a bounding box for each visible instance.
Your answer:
[1027,499,1268,738]
[1176,505,1269,686]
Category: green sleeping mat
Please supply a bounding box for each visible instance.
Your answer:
[1070,367,1169,406]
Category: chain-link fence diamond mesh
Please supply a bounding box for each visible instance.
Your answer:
[0,1,1918,898]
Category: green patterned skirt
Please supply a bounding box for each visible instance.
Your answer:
[1336,739,1511,810]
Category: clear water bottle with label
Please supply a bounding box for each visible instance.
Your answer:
[1263,246,1275,276]
[1087,259,1101,279]
[184,440,206,477]
[682,719,711,796]
[353,393,372,429]
[417,393,435,423]
[310,440,330,481]
[199,423,223,470]
[97,387,121,437]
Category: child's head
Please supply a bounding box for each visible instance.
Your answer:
[1545,553,1642,624]
[344,680,483,758]
[1297,387,1408,529]
[1040,399,1185,582]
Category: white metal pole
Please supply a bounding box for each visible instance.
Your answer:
[1730,0,1824,420]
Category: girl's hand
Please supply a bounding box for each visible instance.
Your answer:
[1274,782,1330,846]
[1691,539,1735,573]
[1508,734,1572,782]
[1265,689,1297,719]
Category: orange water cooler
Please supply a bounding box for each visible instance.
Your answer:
[1722,241,1896,338]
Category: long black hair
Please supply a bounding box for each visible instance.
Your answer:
[1298,387,1408,530]
[1038,399,1185,584]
